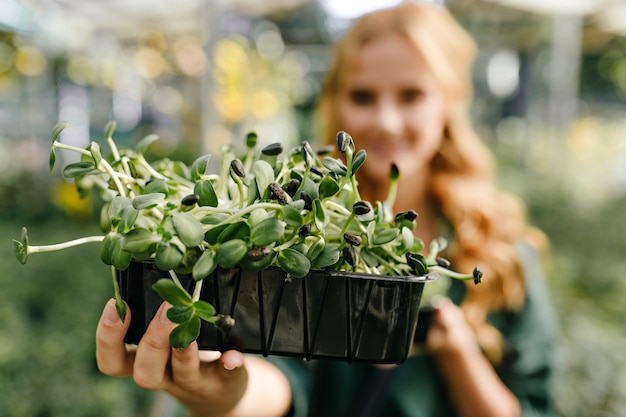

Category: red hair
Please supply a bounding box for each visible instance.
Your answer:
[316,2,545,363]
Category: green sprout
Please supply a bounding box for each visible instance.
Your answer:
[13,121,482,349]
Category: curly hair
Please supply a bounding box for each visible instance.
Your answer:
[316,2,544,363]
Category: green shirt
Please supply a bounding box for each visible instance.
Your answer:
[267,242,559,417]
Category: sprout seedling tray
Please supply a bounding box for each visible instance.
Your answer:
[118,260,436,364]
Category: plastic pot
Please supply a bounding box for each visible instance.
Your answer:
[117,260,436,364]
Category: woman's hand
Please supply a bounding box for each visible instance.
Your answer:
[95,299,291,417]
[424,297,521,417]
[425,297,479,356]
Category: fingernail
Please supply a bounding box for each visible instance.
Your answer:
[103,299,120,325]
[159,303,172,325]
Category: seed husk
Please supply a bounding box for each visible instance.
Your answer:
[343,245,357,266]
[336,131,352,153]
[300,190,312,211]
[269,182,289,204]
[343,232,362,247]
[299,224,311,237]
[286,178,300,197]
[353,201,371,215]
[261,142,283,156]
[181,193,200,206]
[230,159,246,178]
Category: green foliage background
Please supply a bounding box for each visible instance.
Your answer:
[0,187,152,416]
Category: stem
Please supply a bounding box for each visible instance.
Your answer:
[53,141,91,157]
[28,236,105,253]
[192,280,203,302]
[168,270,185,289]
[110,265,127,322]
[209,202,284,228]
[427,265,475,280]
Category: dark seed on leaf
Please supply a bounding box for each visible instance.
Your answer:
[310,165,324,177]
[300,190,312,211]
[261,142,283,156]
[301,141,314,161]
[299,224,311,237]
[473,267,483,285]
[270,182,289,204]
[404,209,418,221]
[336,131,352,153]
[316,145,335,156]
[343,233,362,247]
[353,201,371,215]
[343,245,357,266]
[230,159,246,178]
[181,193,200,206]
[436,257,451,268]
[247,247,271,261]
[286,179,300,197]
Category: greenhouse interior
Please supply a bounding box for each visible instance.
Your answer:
[1,0,625,416]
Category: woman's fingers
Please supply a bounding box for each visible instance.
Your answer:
[95,298,135,376]
[132,302,177,390]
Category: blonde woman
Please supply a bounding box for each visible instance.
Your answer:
[95,3,558,416]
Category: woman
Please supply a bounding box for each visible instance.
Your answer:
[95,3,558,417]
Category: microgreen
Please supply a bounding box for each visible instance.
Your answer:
[13,123,481,349]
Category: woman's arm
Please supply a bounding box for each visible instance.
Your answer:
[427,297,521,417]
[95,299,292,417]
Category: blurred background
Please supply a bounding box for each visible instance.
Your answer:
[1,0,625,415]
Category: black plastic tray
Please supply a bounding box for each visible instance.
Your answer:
[118,260,436,364]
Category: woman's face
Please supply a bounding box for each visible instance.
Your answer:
[336,33,448,184]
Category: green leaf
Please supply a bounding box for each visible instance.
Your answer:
[312,199,327,231]
[216,221,250,244]
[371,227,399,245]
[90,141,103,167]
[152,278,193,305]
[322,157,348,176]
[154,242,184,271]
[204,223,229,245]
[136,133,159,155]
[215,239,248,269]
[143,179,168,195]
[240,251,275,272]
[193,300,216,321]
[120,228,160,253]
[194,179,218,207]
[400,226,414,252]
[109,196,133,219]
[63,161,97,178]
[282,205,303,228]
[104,120,117,139]
[252,159,275,199]
[172,212,205,247]
[311,243,341,269]
[119,205,139,233]
[351,149,367,176]
[169,317,201,349]
[166,305,194,324]
[13,239,27,264]
[277,248,311,278]
[132,193,165,210]
[51,120,68,143]
[318,176,340,199]
[306,236,325,261]
[359,246,379,267]
[192,248,217,281]
[190,155,212,180]
[250,217,285,247]
[49,149,56,172]
[245,131,258,149]
[100,232,131,270]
